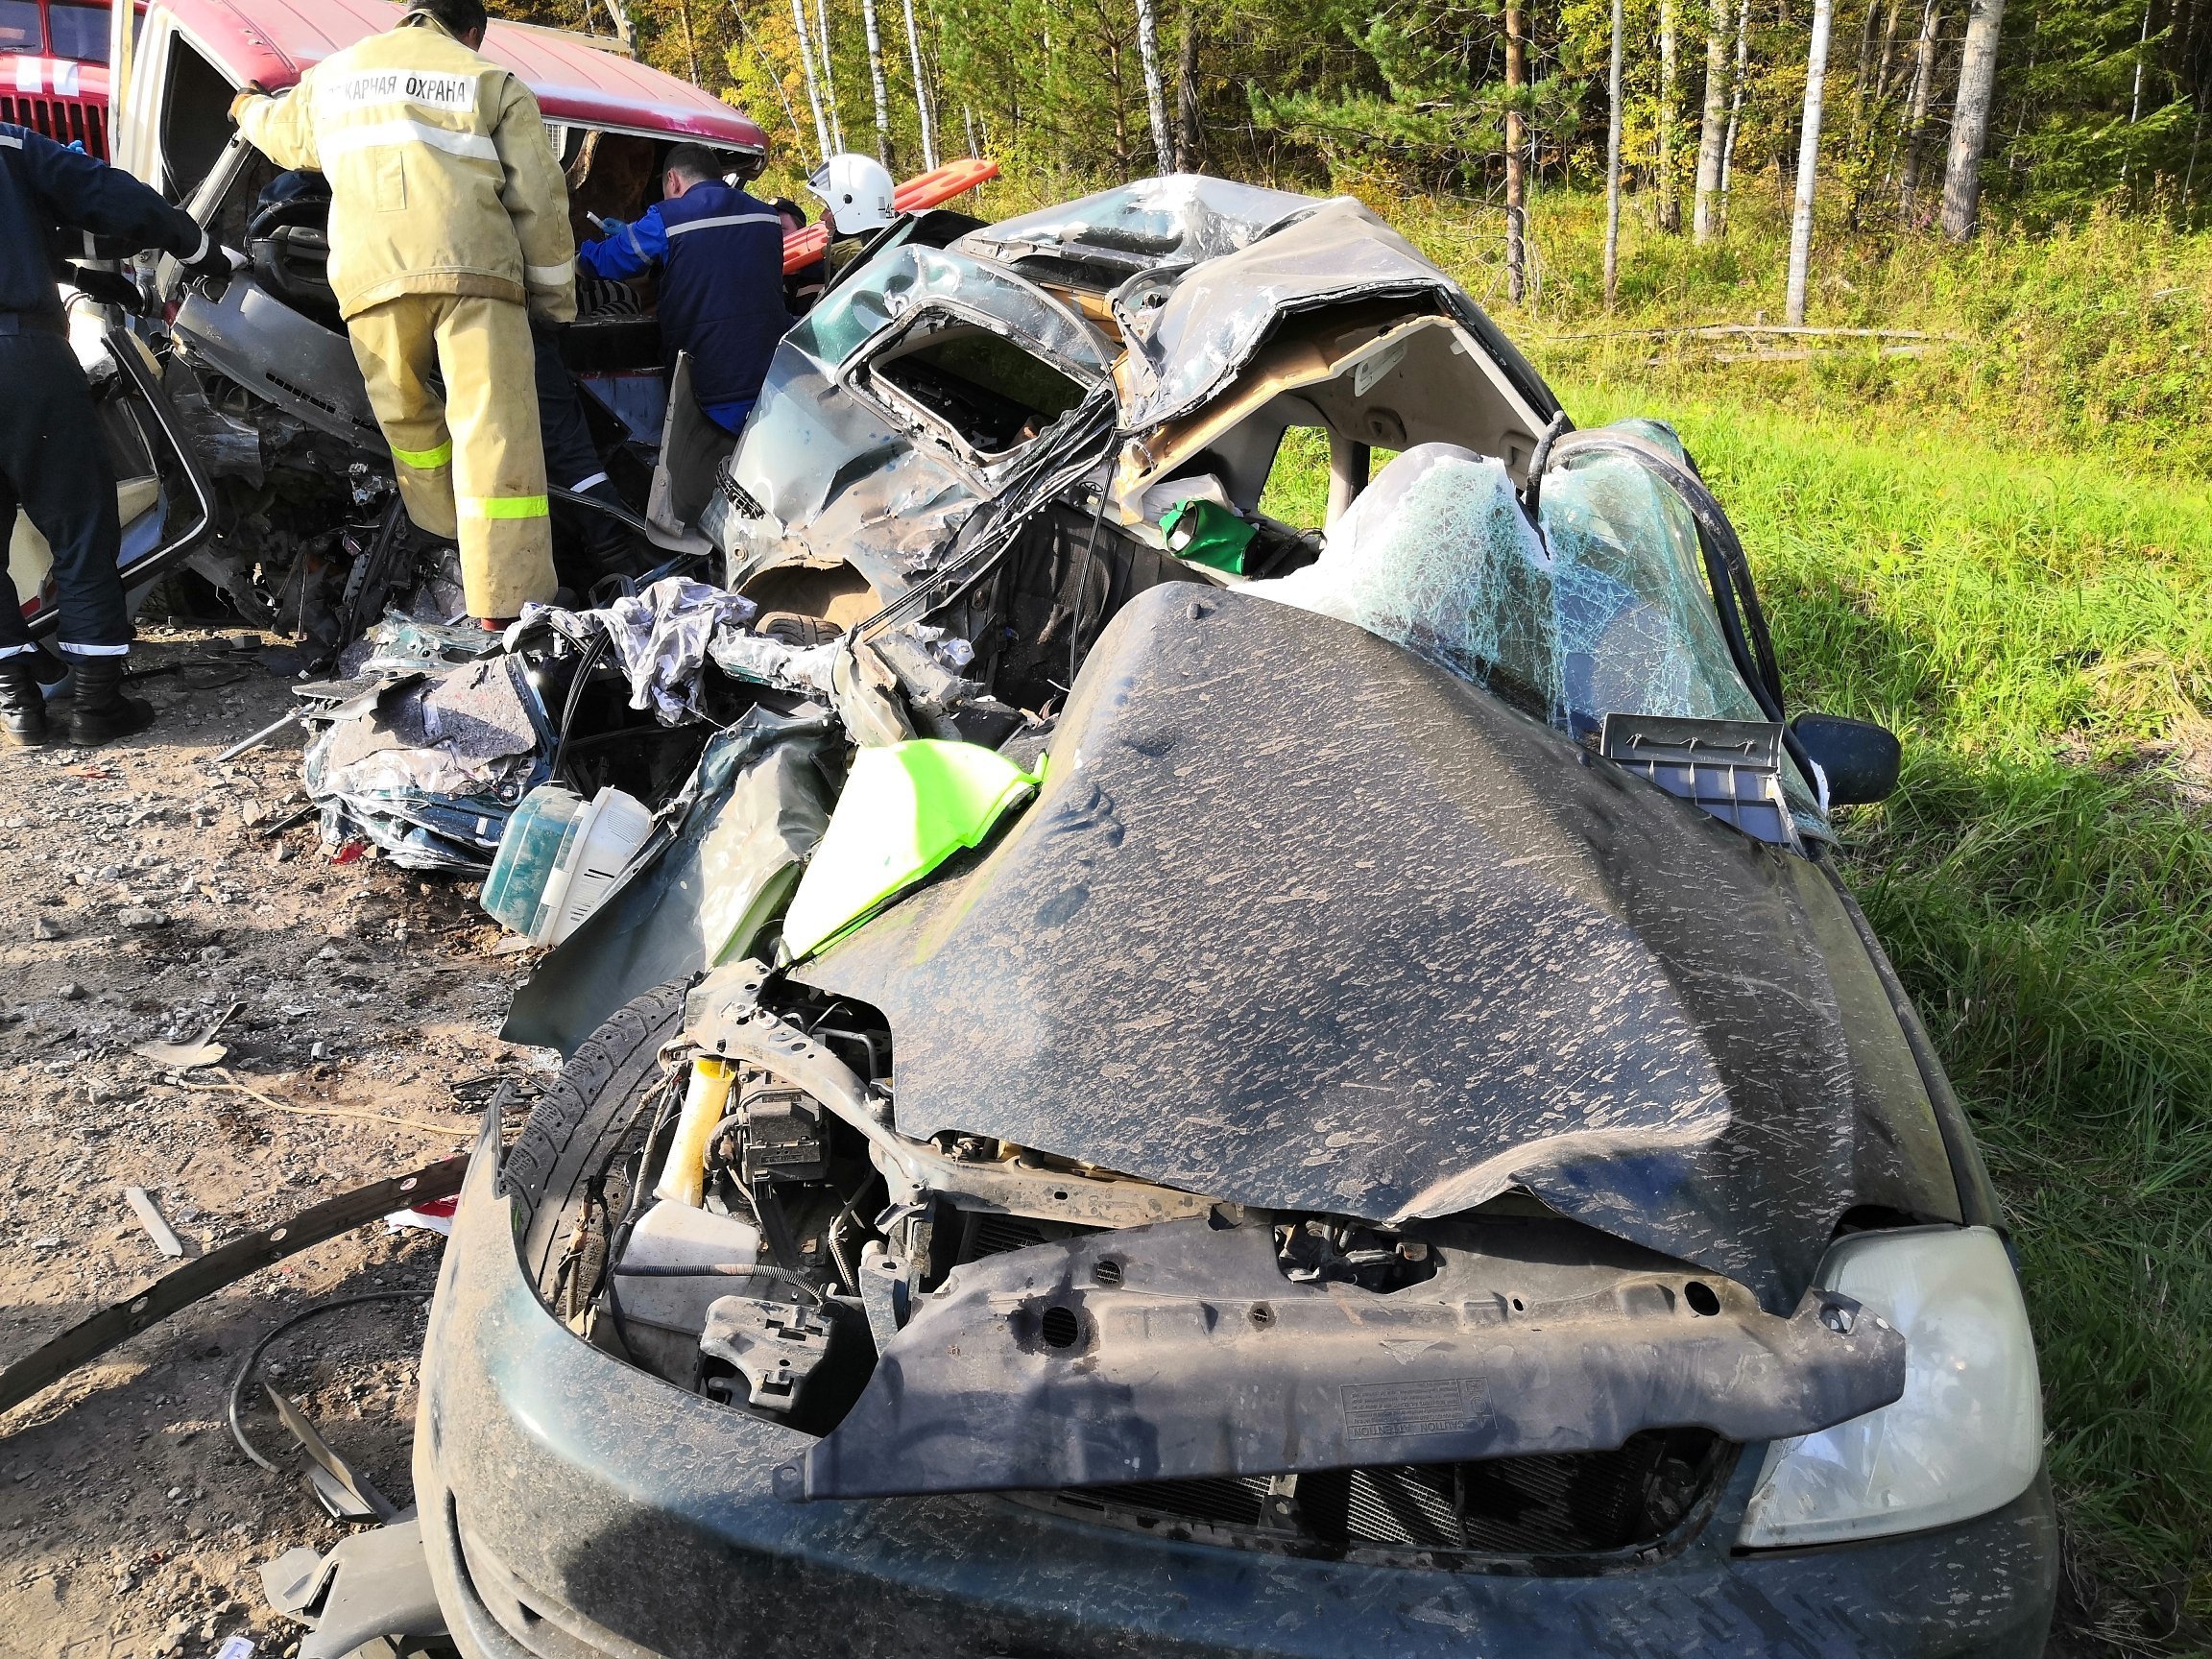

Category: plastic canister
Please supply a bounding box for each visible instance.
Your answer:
[480,783,586,935]
[615,1198,763,1334]
[480,782,653,945]
[535,785,653,945]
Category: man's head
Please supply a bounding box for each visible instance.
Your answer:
[404,0,487,47]
[662,143,731,200]
[772,197,807,230]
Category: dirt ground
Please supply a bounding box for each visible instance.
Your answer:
[0,624,557,1659]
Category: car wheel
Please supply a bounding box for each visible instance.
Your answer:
[501,978,688,1306]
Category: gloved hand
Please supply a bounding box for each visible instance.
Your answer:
[178,236,236,295]
[226,81,267,123]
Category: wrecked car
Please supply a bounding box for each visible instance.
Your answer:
[387,178,2056,1659]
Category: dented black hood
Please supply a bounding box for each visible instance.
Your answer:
[796,585,1960,1313]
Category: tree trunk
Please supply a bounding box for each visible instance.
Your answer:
[1786,0,1835,323]
[1895,0,1939,221]
[1719,0,1751,228]
[902,0,938,168]
[1694,0,1731,239]
[1854,0,1883,112]
[1176,7,1204,171]
[1505,0,1527,300]
[816,0,846,152]
[1937,0,2005,237]
[792,0,833,158]
[1604,0,1626,302]
[1659,0,1682,229]
[860,0,897,168]
[674,0,700,84]
[1875,0,1907,100]
[1134,0,1175,175]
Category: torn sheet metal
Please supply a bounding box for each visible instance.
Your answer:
[1103,195,1556,439]
[796,584,1960,1313]
[502,708,839,1055]
[302,652,551,872]
[958,174,1318,272]
[791,1214,1906,1501]
[260,1518,447,1659]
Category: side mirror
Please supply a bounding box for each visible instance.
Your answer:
[1791,713,1902,806]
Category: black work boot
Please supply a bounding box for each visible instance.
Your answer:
[66,654,156,747]
[0,655,46,746]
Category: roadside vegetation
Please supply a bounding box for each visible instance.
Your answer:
[1233,183,2212,1646]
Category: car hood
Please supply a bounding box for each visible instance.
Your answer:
[794,584,1960,1315]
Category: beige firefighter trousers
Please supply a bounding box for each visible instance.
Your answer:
[347,292,558,619]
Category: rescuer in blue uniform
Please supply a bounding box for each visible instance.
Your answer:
[0,122,230,747]
[576,143,791,435]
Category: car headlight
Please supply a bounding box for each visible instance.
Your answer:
[1738,1225,2042,1547]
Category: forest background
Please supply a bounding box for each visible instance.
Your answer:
[490,0,2209,1645]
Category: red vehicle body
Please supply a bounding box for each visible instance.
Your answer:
[0,0,110,153]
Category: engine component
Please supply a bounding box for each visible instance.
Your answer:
[735,1079,826,1184]
[699,1294,834,1413]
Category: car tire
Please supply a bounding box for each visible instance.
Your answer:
[502,977,688,1296]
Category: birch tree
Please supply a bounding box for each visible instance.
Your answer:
[1693,0,1731,239]
[1894,0,1939,221]
[1658,0,1683,229]
[860,0,896,167]
[1937,0,2004,236]
[1718,0,1750,228]
[902,0,938,169]
[792,0,833,158]
[1604,0,1626,303]
[1505,0,1528,300]
[815,0,847,151]
[1786,0,1835,324]
[1134,0,1175,175]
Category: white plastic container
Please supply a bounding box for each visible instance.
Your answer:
[614,1199,763,1335]
[484,782,653,946]
[536,784,653,944]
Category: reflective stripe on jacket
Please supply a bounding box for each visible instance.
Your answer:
[234,13,575,323]
[576,180,788,408]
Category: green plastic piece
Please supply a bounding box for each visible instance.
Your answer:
[782,739,1043,959]
[1161,497,1258,574]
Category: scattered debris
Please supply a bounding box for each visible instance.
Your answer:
[132,999,242,1070]
[123,1185,187,1259]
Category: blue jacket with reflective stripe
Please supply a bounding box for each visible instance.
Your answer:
[0,122,205,324]
[577,180,791,410]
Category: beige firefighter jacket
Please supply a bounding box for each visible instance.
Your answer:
[232,12,576,323]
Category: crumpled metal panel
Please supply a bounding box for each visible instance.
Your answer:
[502,708,838,1054]
[1110,196,1556,436]
[790,1215,1906,1501]
[794,585,1960,1313]
[727,244,1108,568]
[955,174,1320,270]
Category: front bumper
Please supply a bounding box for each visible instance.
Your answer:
[418,1141,2058,1659]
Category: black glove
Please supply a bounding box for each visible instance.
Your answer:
[177,236,233,294]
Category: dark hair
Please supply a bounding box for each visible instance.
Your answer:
[772,197,806,226]
[664,143,733,186]
[407,0,487,39]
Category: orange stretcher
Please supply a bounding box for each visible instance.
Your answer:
[781,157,1000,274]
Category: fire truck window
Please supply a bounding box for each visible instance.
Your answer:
[161,38,233,199]
[0,1,43,53]
[49,5,108,60]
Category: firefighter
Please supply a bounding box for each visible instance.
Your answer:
[0,122,232,747]
[576,144,790,435]
[229,0,576,625]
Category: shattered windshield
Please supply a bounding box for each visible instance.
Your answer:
[1246,426,1823,825]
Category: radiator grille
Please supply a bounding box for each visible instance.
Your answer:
[1040,1428,1730,1564]
[0,94,105,157]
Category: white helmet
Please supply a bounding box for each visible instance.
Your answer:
[807,153,896,237]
